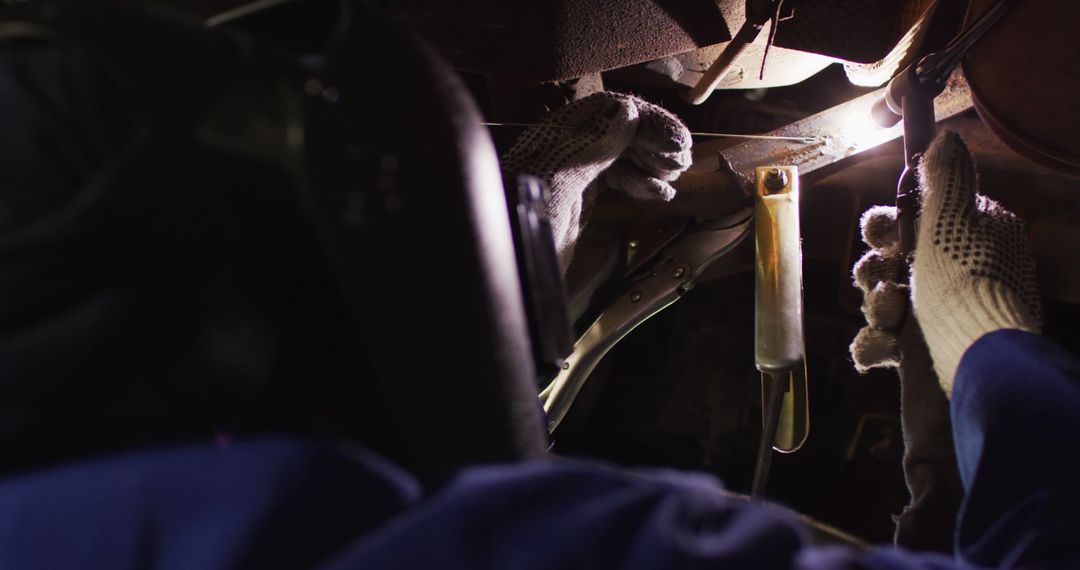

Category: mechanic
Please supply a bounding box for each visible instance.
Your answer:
[1,23,1079,570]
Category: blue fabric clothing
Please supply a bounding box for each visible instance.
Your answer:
[0,438,860,570]
[1,330,1078,569]
[0,438,421,570]
[950,330,1080,568]
[4,9,1079,568]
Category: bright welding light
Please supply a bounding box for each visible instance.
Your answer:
[830,102,902,155]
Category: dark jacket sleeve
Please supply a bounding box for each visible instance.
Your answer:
[322,461,823,570]
[325,330,1080,570]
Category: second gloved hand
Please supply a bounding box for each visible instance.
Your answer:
[850,131,1042,395]
[849,205,908,373]
[501,92,692,272]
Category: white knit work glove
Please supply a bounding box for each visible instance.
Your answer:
[911,131,1041,394]
[849,204,908,373]
[850,131,1041,395]
[501,92,692,272]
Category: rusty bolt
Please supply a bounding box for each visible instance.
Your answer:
[764,168,788,190]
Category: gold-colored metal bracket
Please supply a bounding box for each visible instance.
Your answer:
[754,166,809,453]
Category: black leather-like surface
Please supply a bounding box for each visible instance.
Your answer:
[306,3,548,481]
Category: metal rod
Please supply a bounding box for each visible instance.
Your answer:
[692,133,822,143]
[893,0,1006,252]
[752,374,786,498]
[684,18,765,105]
[205,0,296,27]
[897,94,936,255]
[482,121,581,130]
[481,122,821,144]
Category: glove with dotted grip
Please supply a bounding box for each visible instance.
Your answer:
[911,131,1041,394]
[850,131,1041,395]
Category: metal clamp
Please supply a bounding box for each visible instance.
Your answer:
[541,213,752,433]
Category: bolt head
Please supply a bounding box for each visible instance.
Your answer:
[630,291,643,303]
[672,267,686,279]
[764,168,788,190]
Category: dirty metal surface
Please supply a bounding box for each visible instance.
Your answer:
[691,71,973,184]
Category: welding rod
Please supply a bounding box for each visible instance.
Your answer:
[752,374,787,497]
[481,122,821,144]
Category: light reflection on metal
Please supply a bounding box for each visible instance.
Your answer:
[824,103,905,156]
[843,0,941,87]
[687,70,973,185]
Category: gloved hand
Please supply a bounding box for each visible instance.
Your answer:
[501,92,692,272]
[849,205,908,373]
[850,131,1042,395]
